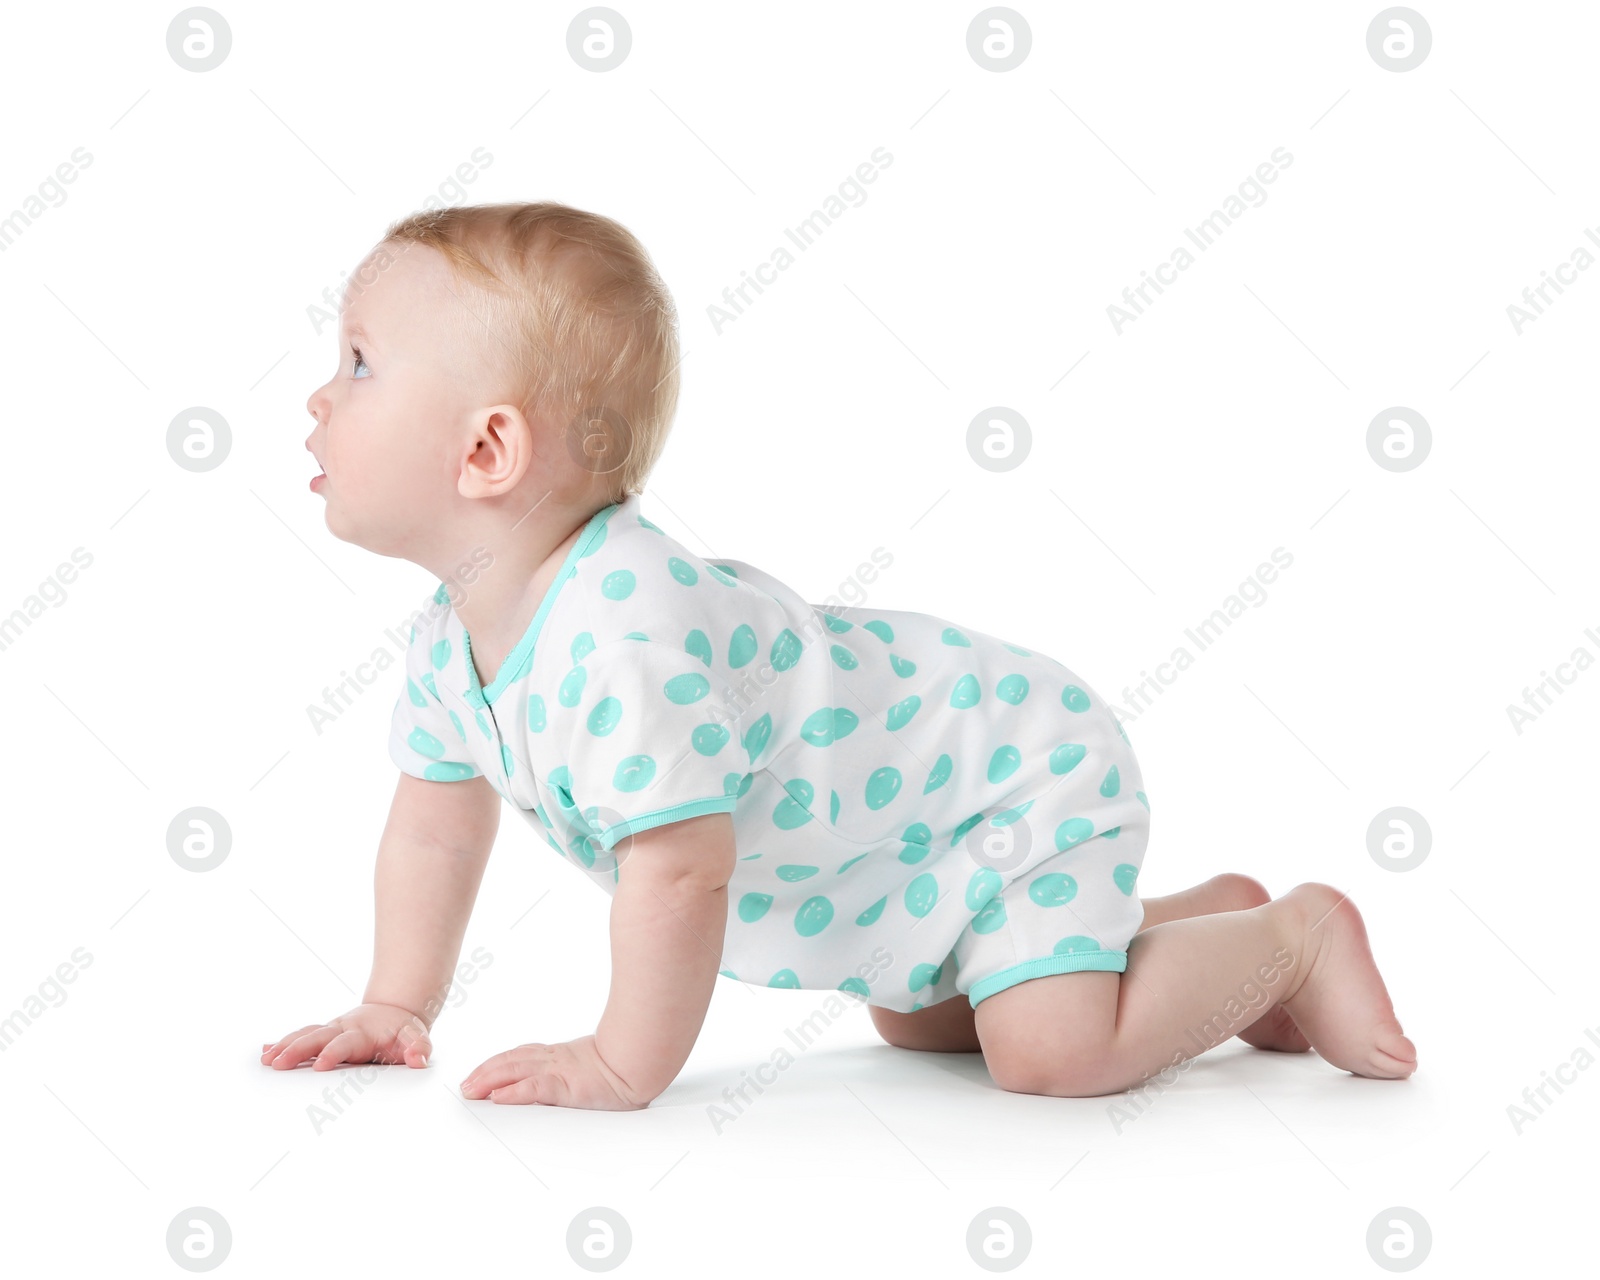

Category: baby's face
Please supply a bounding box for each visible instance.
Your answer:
[304,242,520,559]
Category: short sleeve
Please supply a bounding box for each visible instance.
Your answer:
[387,615,481,783]
[557,639,743,851]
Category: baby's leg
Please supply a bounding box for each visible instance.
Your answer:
[1137,874,1310,1053]
[975,882,1417,1097]
[869,873,1292,1055]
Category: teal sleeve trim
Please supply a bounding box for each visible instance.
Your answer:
[967,949,1128,1008]
[597,795,739,851]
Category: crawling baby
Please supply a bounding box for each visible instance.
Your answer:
[264,201,1417,1107]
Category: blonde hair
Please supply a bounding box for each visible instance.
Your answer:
[380,201,680,503]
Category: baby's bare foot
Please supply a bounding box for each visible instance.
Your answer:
[1276,884,1417,1078]
[1237,1003,1312,1053]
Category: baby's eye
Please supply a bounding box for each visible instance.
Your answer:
[350,346,371,379]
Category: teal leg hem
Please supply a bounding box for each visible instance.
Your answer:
[967,949,1128,1009]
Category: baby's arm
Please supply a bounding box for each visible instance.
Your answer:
[459,810,736,1108]
[262,771,499,1070]
[598,811,737,1098]
[365,770,500,1022]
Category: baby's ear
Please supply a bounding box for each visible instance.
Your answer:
[458,404,536,498]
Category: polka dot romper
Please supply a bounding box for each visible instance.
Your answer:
[389,493,1150,1013]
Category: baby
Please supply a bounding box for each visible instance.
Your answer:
[265,201,1417,1107]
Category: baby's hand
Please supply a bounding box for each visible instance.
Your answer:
[261,1003,431,1072]
[460,1034,645,1110]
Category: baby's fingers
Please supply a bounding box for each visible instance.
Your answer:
[260,1025,329,1063]
[310,1029,372,1071]
[266,1027,340,1069]
[481,1072,562,1106]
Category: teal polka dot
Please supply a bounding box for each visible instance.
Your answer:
[424,761,475,781]
[474,710,491,739]
[838,977,871,998]
[950,674,981,708]
[1053,935,1101,954]
[615,754,656,792]
[863,620,894,643]
[890,653,917,678]
[795,896,835,936]
[987,745,1021,783]
[587,696,622,736]
[1029,873,1078,907]
[527,693,546,733]
[432,583,450,605]
[692,724,729,756]
[601,570,635,599]
[768,969,801,989]
[770,628,802,671]
[1100,764,1121,797]
[909,961,943,992]
[800,707,859,746]
[1102,826,1122,839]
[625,631,650,641]
[904,873,938,917]
[951,812,985,846]
[1004,642,1032,656]
[420,672,439,701]
[726,772,754,798]
[729,623,757,668]
[1113,864,1140,895]
[829,789,840,822]
[571,631,596,662]
[777,864,819,881]
[737,892,772,922]
[664,672,710,704]
[837,852,869,873]
[743,713,772,764]
[971,897,1007,934]
[941,627,971,647]
[409,727,445,760]
[1062,684,1091,712]
[430,638,451,670]
[1050,744,1087,775]
[710,562,739,581]
[829,644,858,670]
[924,753,953,793]
[996,674,1030,704]
[900,823,933,864]
[638,516,664,534]
[558,665,587,707]
[773,777,814,829]
[668,556,698,586]
[966,867,1003,910]
[686,629,713,666]
[500,744,515,776]
[856,896,887,925]
[885,695,921,731]
[406,678,427,708]
[448,710,466,742]
[1136,790,1150,810]
[1055,817,1095,850]
[865,766,902,810]
[822,612,852,633]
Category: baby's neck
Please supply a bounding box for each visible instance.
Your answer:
[444,497,604,688]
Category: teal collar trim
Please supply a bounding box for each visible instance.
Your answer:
[457,500,621,708]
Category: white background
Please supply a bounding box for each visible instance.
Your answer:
[1,0,1594,1274]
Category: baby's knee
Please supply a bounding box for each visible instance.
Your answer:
[1211,872,1271,910]
[980,1018,1127,1097]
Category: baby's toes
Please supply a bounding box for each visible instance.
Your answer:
[1365,1025,1418,1079]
